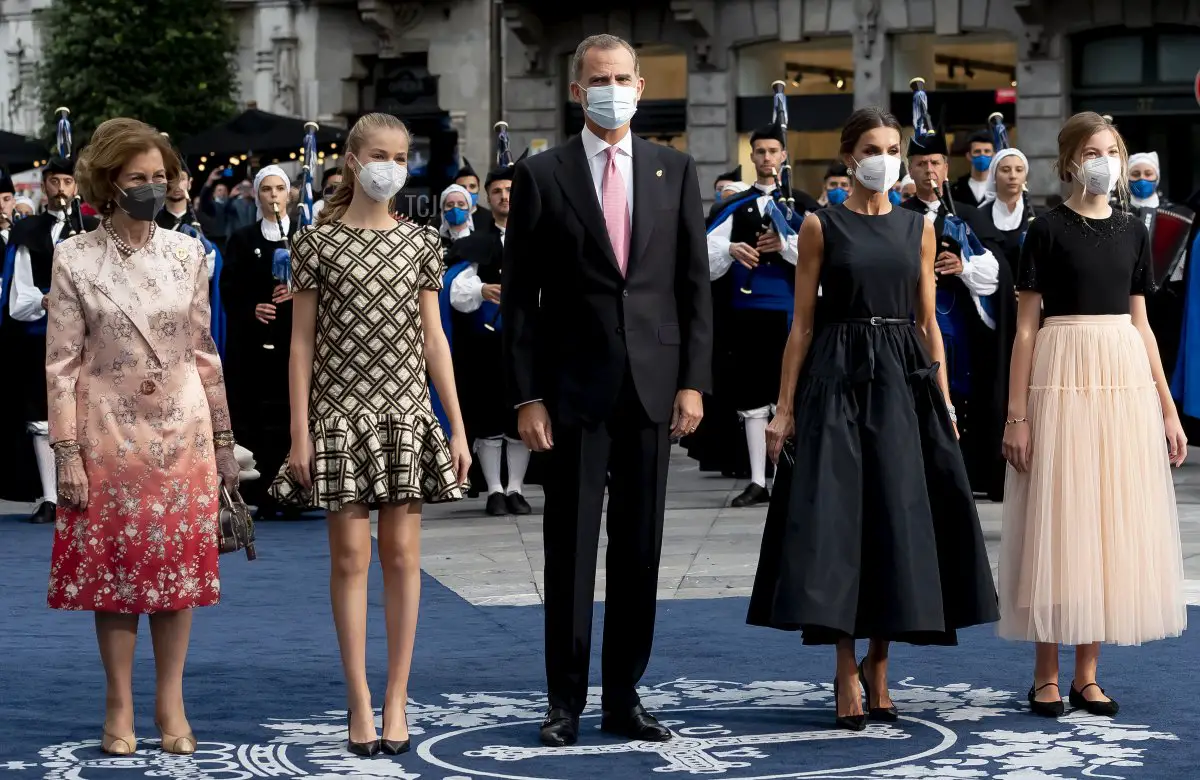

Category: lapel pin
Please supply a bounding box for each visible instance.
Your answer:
[174,246,188,260]
[656,169,663,177]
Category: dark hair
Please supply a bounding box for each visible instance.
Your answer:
[322,167,342,187]
[967,129,993,147]
[838,107,902,155]
[824,162,849,179]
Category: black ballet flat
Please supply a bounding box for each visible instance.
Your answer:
[380,704,411,755]
[1027,682,1065,718]
[832,678,867,731]
[1069,682,1120,717]
[346,711,380,756]
[858,659,900,722]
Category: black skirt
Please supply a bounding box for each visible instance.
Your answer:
[746,321,999,645]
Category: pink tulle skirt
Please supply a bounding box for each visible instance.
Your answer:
[999,315,1186,645]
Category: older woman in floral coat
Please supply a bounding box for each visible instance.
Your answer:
[44,118,240,757]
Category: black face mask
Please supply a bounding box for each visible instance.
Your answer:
[117,183,167,222]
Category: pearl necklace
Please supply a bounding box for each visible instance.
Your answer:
[103,217,155,257]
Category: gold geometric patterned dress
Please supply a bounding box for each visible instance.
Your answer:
[270,221,462,511]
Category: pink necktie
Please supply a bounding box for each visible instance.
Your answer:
[602,146,630,276]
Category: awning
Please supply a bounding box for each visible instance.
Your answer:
[179,109,347,158]
[0,130,50,172]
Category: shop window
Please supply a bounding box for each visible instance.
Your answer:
[1157,34,1200,84]
[1078,37,1144,86]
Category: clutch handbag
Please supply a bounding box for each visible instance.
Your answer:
[218,485,257,560]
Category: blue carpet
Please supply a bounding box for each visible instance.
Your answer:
[1,515,1196,779]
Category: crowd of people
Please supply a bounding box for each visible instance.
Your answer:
[0,30,1193,761]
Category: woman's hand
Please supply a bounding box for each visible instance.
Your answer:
[215,444,240,492]
[449,433,472,486]
[765,410,795,464]
[57,452,89,510]
[288,434,315,490]
[1165,414,1188,467]
[1002,420,1032,473]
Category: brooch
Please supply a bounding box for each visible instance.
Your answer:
[656,169,663,177]
[174,246,189,260]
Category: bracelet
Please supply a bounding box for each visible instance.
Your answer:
[52,440,81,466]
[213,430,236,448]
[50,439,78,452]
[1005,417,1028,426]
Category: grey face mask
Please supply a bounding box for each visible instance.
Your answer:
[117,182,167,222]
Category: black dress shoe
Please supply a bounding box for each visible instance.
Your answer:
[29,501,55,524]
[381,704,411,755]
[858,659,899,722]
[506,492,532,515]
[346,712,380,756]
[832,678,867,731]
[1069,682,1119,717]
[1028,682,1065,718]
[730,483,769,508]
[599,704,672,742]
[539,707,579,747]
[485,492,508,516]
[467,485,481,498]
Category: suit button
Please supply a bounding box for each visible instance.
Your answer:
[140,379,157,396]
[622,289,629,297]
[615,326,625,335]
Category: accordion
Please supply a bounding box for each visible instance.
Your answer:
[1138,205,1194,286]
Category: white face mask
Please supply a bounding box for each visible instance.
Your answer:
[852,154,903,194]
[352,156,408,202]
[581,84,638,131]
[1073,156,1121,196]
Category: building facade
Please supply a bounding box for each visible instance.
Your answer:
[1,0,1198,202]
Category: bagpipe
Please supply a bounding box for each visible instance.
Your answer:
[272,121,321,288]
[481,121,513,332]
[741,80,803,295]
[52,108,87,241]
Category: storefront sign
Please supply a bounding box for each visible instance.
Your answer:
[995,87,1017,104]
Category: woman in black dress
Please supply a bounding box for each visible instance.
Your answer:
[748,107,999,730]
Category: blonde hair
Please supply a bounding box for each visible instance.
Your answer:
[317,112,412,226]
[1055,111,1130,205]
[75,118,182,215]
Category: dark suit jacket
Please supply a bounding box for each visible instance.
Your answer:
[501,133,713,426]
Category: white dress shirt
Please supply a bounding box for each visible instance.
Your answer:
[990,197,1024,232]
[706,182,799,281]
[581,125,634,215]
[450,227,506,313]
[968,177,990,204]
[260,215,290,243]
[10,211,65,322]
[918,197,1001,328]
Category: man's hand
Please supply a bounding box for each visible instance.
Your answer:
[482,283,502,304]
[730,242,759,270]
[41,295,48,311]
[255,303,277,324]
[517,401,554,452]
[670,389,704,440]
[271,284,292,304]
[935,251,964,276]
[756,230,783,254]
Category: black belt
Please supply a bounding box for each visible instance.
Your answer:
[839,317,910,326]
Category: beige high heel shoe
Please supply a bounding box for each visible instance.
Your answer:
[101,730,137,755]
[156,723,196,755]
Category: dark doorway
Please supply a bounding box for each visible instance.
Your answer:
[1103,114,1200,204]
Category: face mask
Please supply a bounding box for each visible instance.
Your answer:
[444,206,469,227]
[469,192,479,208]
[581,85,638,130]
[352,156,408,202]
[714,191,725,204]
[1129,179,1156,199]
[826,187,849,206]
[852,154,902,193]
[116,182,167,222]
[888,190,903,206]
[1073,156,1121,196]
[971,155,993,173]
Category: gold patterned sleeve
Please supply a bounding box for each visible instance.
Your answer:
[189,238,232,432]
[45,246,85,445]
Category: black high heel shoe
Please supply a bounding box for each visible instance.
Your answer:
[858,659,899,722]
[346,711,381,756]
[1068,682,1119,717]
[380,704,411,755]
[832,677,867,731]
[1027,682,1065,718]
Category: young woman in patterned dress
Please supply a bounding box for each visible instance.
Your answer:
[271,113,471,755]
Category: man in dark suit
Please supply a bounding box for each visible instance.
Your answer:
[502,33,712,748]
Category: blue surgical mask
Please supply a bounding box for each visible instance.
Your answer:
[1129,179,1156,199]
[971,155,993,173]
[714,190,725,204]
[826,187,849,206]
[581,84,638,130]
[444,206,469,227]
[888,190,903,206]
[469,192,478,208]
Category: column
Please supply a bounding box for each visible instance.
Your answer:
[428,0,493,169]
[1014,29,1068,202]
[687,56,735,209]
[252,1,297,115]
[852,0,888,110]
[501,17,562,155]
[889,34,936,92]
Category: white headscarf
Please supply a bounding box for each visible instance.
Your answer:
[721,181,751,197]
[254,165,292,241]
[1128,152,1160,208]
[985,148,1028,231]
[439,183,474,241]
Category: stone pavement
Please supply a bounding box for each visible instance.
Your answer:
[7,448,1200,607]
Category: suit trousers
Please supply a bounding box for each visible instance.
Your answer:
[543,366,670,715]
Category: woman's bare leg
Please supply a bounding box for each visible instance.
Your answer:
[327,503,377,742]
[95,613,139,737]
[377,499,422,741]
[148,609,193,736]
